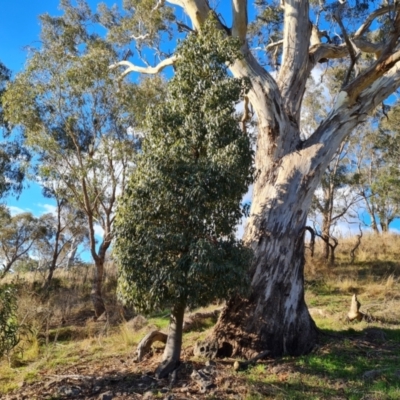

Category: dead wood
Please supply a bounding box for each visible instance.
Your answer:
[347,294,365,322]
[233,350,270,371]
[350,225,363,264]
[135,330,168,362]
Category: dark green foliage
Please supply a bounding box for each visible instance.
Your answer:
[115,18,254,313]
[0,284,19,358]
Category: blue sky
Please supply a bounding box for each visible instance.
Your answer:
[0,1,237,219]
[1,1,399,240]
[1,1,65,217]
[0,1,244,263]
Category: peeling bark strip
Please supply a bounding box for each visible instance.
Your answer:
[114,0,400,358]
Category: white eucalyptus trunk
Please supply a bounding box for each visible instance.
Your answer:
[212,46,399,356]
[118,0,400,358]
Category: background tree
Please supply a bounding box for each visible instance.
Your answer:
[0,61,29,199]
[101,0,400,357]
[302,71,361,263]
[33,191,89,290]
[373,101,400,230]
[310,143,360,264]
[2,2,164,316]
[0,207,45,279]
[115,19,254,378]
[350,118,400,234]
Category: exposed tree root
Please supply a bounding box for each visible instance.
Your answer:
[208,297,265,360]
[210,295,318,359]
[155,358,180,379]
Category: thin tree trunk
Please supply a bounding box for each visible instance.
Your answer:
[368,203,380,234]
[43,264,56,290]
[321,219,331,260]
[321,184,335,261]
[156,301,186,379]
[91,259,106,318]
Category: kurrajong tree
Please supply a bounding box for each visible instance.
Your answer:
[53,0,400,357]
[114,19,254,378]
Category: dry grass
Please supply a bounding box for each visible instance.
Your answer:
[1,233,400,399]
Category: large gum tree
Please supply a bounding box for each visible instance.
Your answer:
[103,0,400,357]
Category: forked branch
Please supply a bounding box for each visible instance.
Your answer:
[109,55,178,78]
[333,5,360,86]
[354,4,400,39]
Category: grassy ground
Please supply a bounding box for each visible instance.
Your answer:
[1,233,400,399]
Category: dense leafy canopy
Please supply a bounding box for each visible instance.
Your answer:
[115,18,254,313]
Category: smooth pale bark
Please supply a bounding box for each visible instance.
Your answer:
[155,302,186,379]
[213,145,322,357]
[212,53,400,357]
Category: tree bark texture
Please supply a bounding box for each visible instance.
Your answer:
[210,6,400,356]
[212,143,322,357]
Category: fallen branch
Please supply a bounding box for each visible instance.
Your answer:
[135,330,168,362]
[233,350,270,371]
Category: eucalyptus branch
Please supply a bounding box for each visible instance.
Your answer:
[241,96,251,135]
[131,33,151,41]
[265,40,284,51]
[354,4,400,39]
[109,55,178,78]
[176,21,194,33]
[232,0,248,41]
[333,5,360,86]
